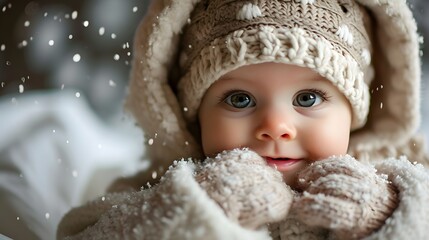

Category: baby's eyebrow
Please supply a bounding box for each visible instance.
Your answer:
[218,75,241,81]
[217,77,249,84]
[218,76,232,81]
[309,77,330,83]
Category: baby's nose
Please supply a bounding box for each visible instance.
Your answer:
[255,111,297,141]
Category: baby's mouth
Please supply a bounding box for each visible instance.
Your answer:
[265,157,298,161]
[264,157,302,170]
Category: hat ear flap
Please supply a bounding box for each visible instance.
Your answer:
[125,0,203,174]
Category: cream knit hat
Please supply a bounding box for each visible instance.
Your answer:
[178,0,374,129]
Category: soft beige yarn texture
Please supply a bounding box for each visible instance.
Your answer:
[196,149,293,229]
[178,0,374,129]
[293,155,398,239]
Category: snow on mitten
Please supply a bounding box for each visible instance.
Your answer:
[196,148,293,229]
[293,155,398,239]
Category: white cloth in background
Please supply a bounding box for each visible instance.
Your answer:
[0,90,143,240]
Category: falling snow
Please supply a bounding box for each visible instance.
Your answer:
[83,21,90,27]
[19,84,24,93]
[123,42,130,49]
[0,44,5,51]
[1,3,11,12]
[24,21,30,27]
[113,54,120,61]
[48,40,55,46]
[45,213,50,220]
[73,54,81,62]
[99,27,105,36]
[72,170,78,178]
[133,6,138,13]
[71,11,78,20]
[148,138,154,145]
[111,33,117,39]
[75,92,81,98]
[109,80,116,87]
[18,40,28,48]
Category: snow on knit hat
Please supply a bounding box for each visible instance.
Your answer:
[178,0,374,129]
[125,0,425,179]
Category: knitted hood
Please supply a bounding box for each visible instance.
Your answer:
[125,0,427,175]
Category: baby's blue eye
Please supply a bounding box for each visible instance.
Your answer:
[293,91,324,107]
[224,92,256,109]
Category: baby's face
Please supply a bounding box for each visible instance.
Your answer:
[198,62,352,189]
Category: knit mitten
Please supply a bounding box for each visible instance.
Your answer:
[196,148,293,229]
[292,155,398,239]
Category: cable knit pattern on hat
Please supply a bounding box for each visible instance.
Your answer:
[178,0,374,129]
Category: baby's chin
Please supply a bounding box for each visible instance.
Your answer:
[282,174,301,191]
[267,160,310,190]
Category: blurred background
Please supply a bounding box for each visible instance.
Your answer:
[0,0,149,119]
[0,1,150,239]
[0,0,428,239]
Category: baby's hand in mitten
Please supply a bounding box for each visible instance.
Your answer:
[196,148,293,229]
[293,155,398,239]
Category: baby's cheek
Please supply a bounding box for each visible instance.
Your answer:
[306,121,350,159]
[201,120,248,157]
[201,130,225,157]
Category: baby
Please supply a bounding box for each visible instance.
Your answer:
[198,62,352,189]
[57,0,429,239]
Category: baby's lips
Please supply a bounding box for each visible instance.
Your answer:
[264,156,299,162]
[264,157,302,167]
